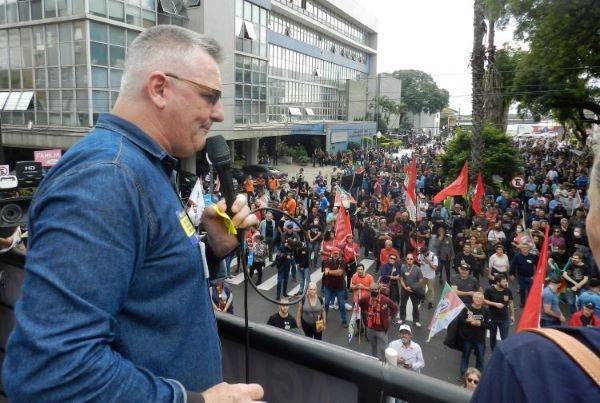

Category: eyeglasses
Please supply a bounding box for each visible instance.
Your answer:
[466,378,479,385]
[165,73,222,106]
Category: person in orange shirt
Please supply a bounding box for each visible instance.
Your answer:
[244,175,255,200]
[380,239,400,268]
[268,177,279,191]
[338,234,360,289]
[351,263,374,302]
[281,192,297,217]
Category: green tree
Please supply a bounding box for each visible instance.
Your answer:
[508,0,600,141]
[440,126,522,187]
[369,96,406,134]
[391,70,449,115]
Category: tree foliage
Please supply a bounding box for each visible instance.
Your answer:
[440,126,522,186]
[508,0,600,140]
[391,70,449,115]
[369,96,406,134]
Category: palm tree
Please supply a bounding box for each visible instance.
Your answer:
[471,0,486,181]
[483,0,510,130]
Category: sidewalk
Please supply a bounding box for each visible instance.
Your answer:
[273,162,336,184]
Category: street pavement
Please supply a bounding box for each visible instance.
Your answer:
[273,162,337,184]
[227,162,522,383]
[224,254,522,384]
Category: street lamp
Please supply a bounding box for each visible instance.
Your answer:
[376,131,382,148]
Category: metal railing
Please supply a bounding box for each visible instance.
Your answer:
[0,251,471,403]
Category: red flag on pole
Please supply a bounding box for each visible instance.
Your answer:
[472,173,485,215]
[406,155,417,221]
[432,161,469,204]
[335,204,352,244]
[517,225,551,332]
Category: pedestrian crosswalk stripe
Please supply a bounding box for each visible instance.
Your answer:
[241,257,378,292]
[256,270,279,291]
[226,270,245,285]
[225,257,274,286]
[288,268,323,295]
[361,258,376,272]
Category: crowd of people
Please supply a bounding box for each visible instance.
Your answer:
[205,133,600,382]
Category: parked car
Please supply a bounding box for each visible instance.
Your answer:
[233,164,288,183]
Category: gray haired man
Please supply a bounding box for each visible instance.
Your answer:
[3,25,262,403]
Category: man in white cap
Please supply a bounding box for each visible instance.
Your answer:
[387,324,425,373]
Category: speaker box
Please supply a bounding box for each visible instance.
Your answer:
[15,161,43,187]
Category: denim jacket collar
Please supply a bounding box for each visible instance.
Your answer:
[95,113,178,171]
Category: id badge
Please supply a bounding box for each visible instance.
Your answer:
[177,210,200,246]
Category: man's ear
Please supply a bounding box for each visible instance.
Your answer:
[146,71,168,109]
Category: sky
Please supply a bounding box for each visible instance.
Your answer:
[354,0,517,115]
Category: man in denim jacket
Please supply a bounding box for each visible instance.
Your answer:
[3,26,262,403]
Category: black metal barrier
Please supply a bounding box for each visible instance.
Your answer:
[218,312,472,403]
[0,251,471,403]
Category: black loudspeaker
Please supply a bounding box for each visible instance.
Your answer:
[0,197,31,236]
[15,161,43,187]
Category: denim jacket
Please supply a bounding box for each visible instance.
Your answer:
[3,113,221,402]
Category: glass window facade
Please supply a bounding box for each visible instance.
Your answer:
[90,0,187,27]
[269,12,367,65]
[267,44,364,122]
[89,21,137,124]
[273,0,368,45]
[0,20,139,127]
[235,0,267,58]
[0,21,89,126]
[0,1,180,128]
[0,0,85,24]
[235,0,268,125]
[234,54,267,124]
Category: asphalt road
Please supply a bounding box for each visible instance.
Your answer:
[223,255,522,384]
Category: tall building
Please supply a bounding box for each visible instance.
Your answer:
[0,0,378,166]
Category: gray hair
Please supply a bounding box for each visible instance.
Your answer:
[119,25,222,95]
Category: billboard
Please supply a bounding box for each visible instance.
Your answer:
[34,149,62,167]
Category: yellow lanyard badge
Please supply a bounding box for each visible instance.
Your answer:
[211,204,237,235]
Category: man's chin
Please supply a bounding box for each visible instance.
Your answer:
[194,131,208,152]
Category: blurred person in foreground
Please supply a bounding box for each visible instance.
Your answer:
[2,26,263,403]
[473,146,600,402]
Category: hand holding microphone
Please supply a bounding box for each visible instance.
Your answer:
[203,135,258,257]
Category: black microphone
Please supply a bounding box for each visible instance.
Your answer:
[205,135,235,216]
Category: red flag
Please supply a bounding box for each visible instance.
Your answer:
[517,225,551,332]
[432,161,469,204]
[406,155,417,221]
[472,173,485,215]
[335,205,352,244]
